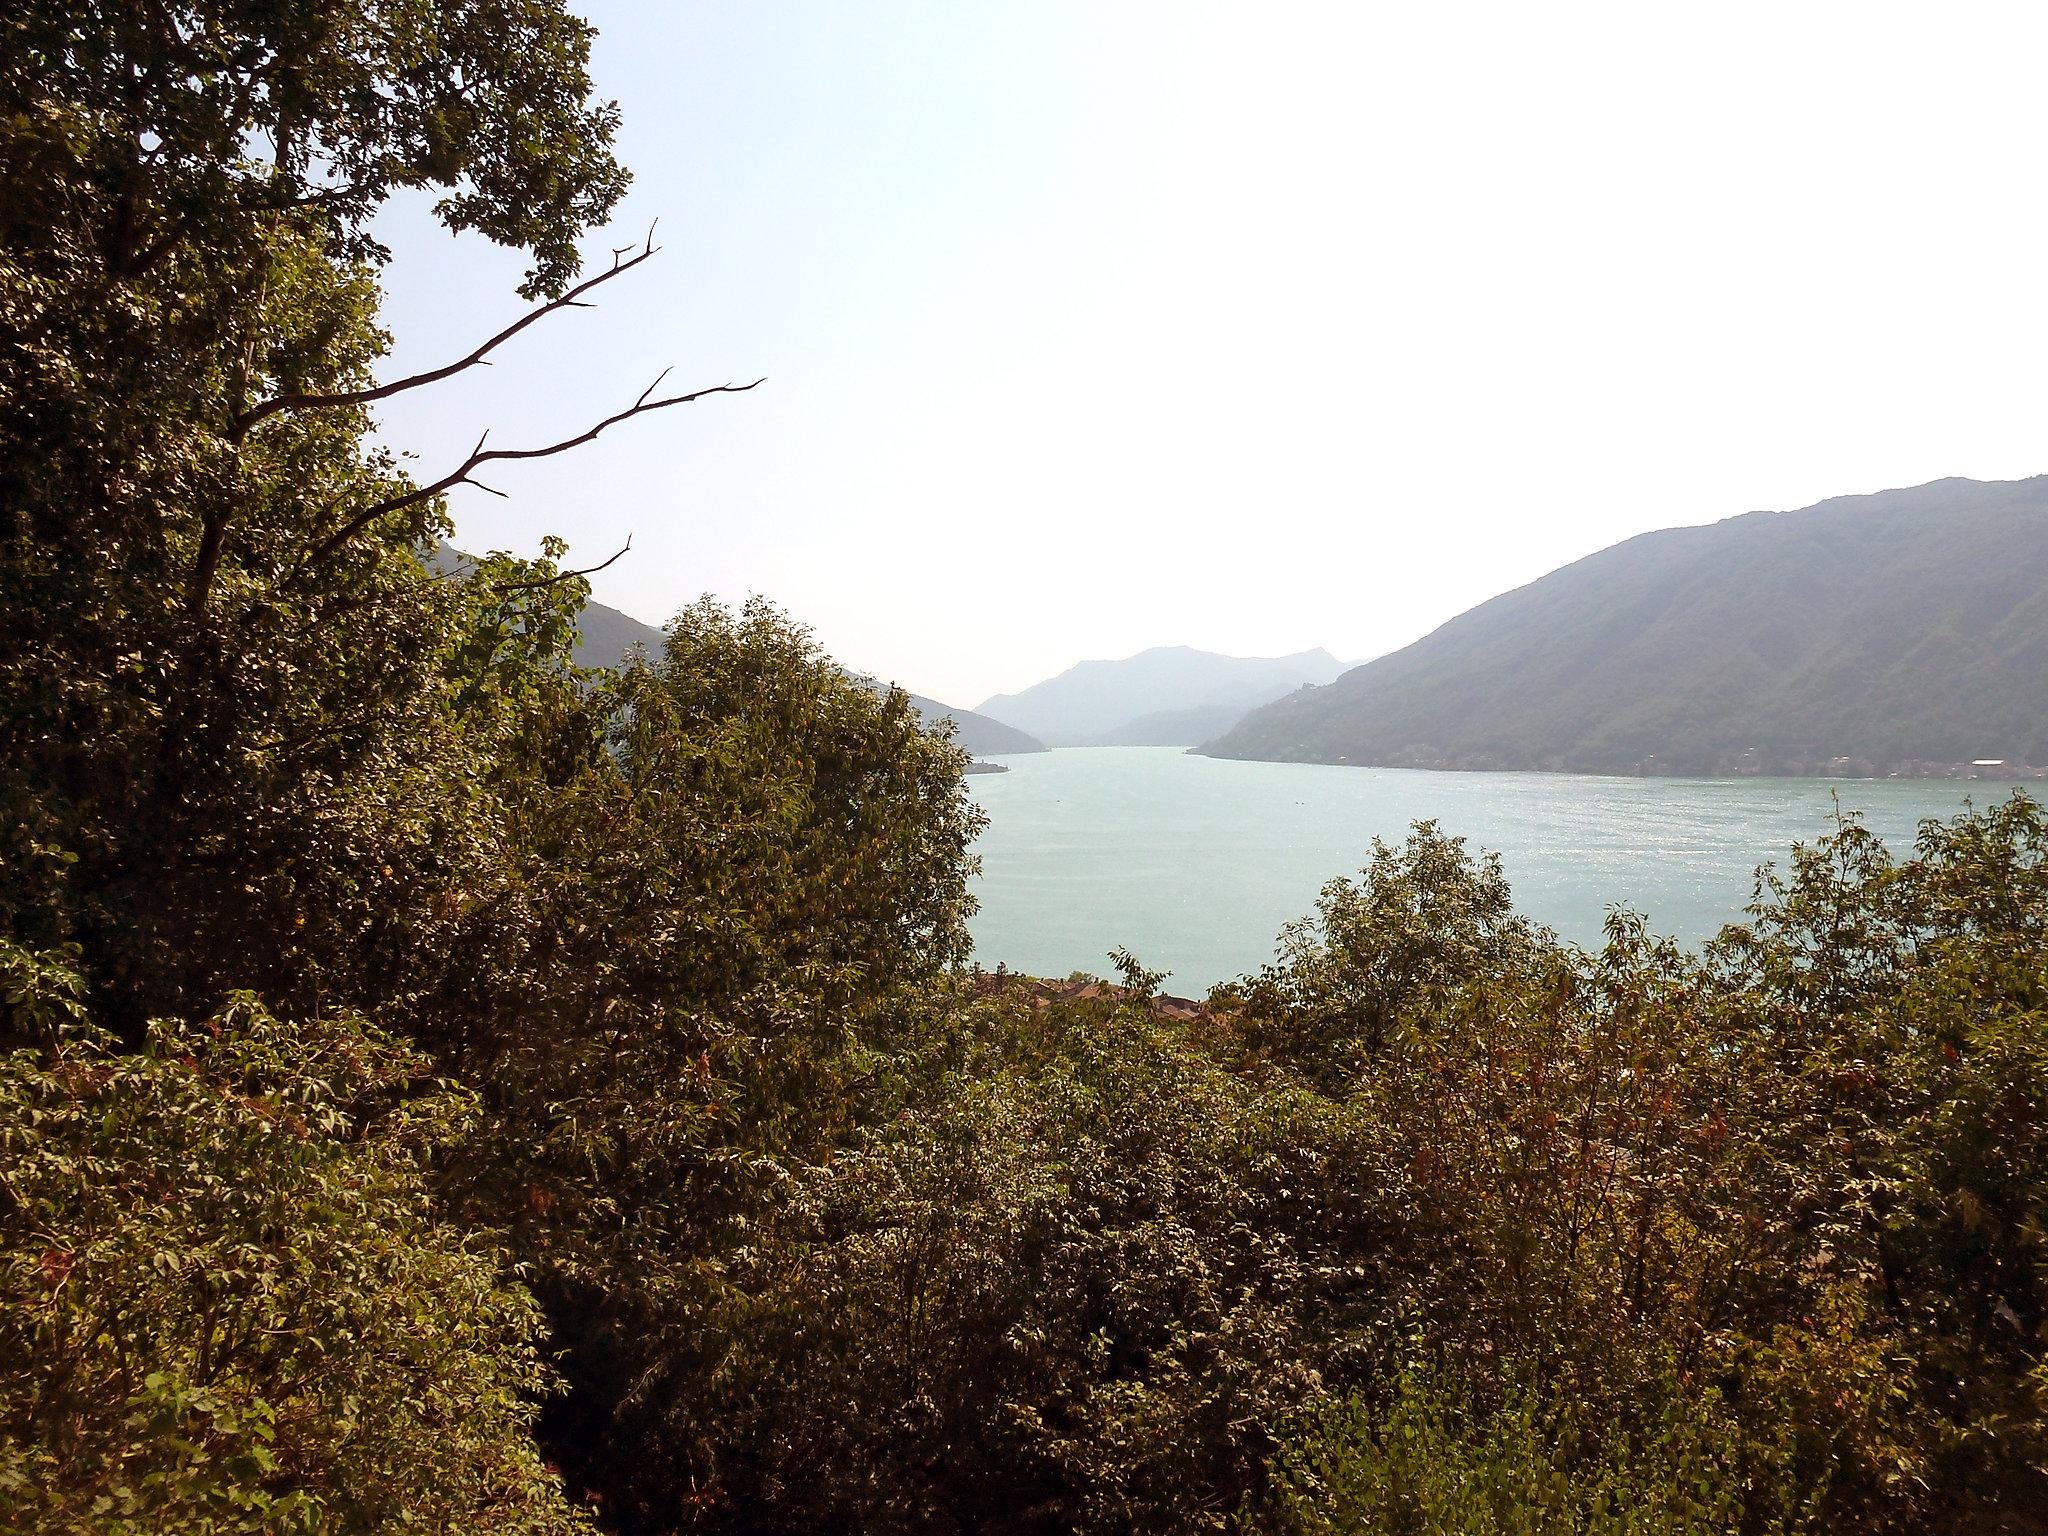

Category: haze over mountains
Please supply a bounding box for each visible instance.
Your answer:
[488,558,1343,758]
[557,578,1346,758]
[976,646,1347,747]
[1205,476,2048,777]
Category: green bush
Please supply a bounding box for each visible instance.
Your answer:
[707,991,1328,1531]
[0,945,586,1535]
[1254,1362,1813,1536]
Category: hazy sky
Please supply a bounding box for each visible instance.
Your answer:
[371,1,2048,707]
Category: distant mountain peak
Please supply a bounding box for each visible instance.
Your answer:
[976,645,1346,748]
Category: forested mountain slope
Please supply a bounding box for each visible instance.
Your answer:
[1205,476,2048,776]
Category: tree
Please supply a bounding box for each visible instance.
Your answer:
[408,597,986,1528]
[0,0,751,1035]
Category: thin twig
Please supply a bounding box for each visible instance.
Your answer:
[492,535,635,592]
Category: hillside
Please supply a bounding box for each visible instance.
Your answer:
[569,592,665,671]
[1203,476,2048,777]
[978,645,1346,747]
[897,693,1047,756]
[1093,703,1253,747]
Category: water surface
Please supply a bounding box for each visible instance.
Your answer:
[964,748,2013,992]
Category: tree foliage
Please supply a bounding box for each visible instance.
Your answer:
[0,944,588,1535]
[1254,1363,1812,1536]
[407,597,985,1527]
[0,0,628,1035]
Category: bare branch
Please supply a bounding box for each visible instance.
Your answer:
[491,535,635,593]
[299,375,765,569]
[230,227,663,440]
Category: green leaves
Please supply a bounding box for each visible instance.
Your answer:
[704,987,1327,1532]
[1230,799,2048,1535]
[394,595,986,1522]
[0,972,590,1534]
[2,0,627,296]
[1257,1362,1814,1536]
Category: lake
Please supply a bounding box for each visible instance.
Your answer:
[963,747,2021,993]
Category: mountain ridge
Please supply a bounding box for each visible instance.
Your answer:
[977,644,1345,747]
[1201,476,2048,777]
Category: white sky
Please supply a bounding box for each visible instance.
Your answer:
[370,1,2048,707]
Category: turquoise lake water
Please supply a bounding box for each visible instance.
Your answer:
[963,747,2022,993]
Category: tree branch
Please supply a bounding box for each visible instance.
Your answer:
[491,535,634,592]
[299,375,765,569]
[187,508,230,618]
[229,226,663,441]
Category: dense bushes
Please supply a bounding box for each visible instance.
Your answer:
[701,993,1331,1531]
[517,801,2041,1534]
[410,596,985,1527]
[1214,805,2048,1535]
[12,782,2046,1531]
[1253,1364,1812,1536]
[0,947,586,1535]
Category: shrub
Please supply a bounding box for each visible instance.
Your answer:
[0,945,586,1535]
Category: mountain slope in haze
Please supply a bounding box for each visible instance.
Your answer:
[570,594,665,673]
[1093,703,1258,748]
[570,590,1047,757]
[1203,477,2048,777]
[894,693,1047,756]
[977,646,1346,747]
